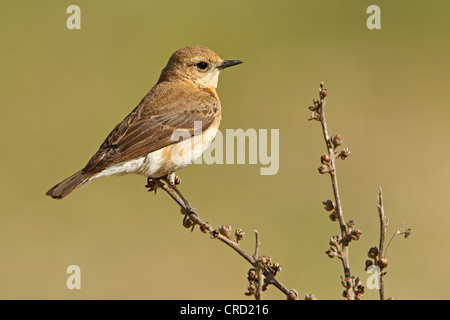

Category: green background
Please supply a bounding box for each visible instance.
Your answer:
[1,0,449,299]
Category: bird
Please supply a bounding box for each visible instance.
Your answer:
[46,46,243,199]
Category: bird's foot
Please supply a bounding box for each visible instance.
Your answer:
[146,177,160,194]
[164,173,196,216]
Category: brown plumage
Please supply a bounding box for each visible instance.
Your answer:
[46,46,242,199]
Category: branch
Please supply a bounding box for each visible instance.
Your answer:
[253,231,264,300]
[366,188,412,300]
[377,188,387,258]
[385,223,411,257]
[310,82,411,300]
[147,177,296,300]
[376,187,388,300]
[310,82,363,300]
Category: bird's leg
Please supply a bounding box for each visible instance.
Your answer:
[166,172,181,186]
[146,177,161,194]
[164,173,196,215]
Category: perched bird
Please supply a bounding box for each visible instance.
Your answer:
[46,46,242,199]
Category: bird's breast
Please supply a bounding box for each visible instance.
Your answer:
[153,117,221,176]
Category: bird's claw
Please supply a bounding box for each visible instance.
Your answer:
[146,177,159,194]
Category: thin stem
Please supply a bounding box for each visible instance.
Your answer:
[253,230,260,259]
[377,187,387,300]
[384,223,405,258]
[253,231,263,300]
[319,97,353,300]
[377,188,387,258]
[153,179,292,298]
[319,99,347,239]
[316,84,355,299]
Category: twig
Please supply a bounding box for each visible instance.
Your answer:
[310,82,410,300]
[310,82,362,300]
[148,177,294,299]
[254,230,261,259]
[385,223,411,258]
[253,231,263,300]
[368,188,411,300]
[376,187,388,300]
[320,95,351,279]
[377,188,387,258]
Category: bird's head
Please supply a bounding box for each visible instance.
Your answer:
[158,46,243,89]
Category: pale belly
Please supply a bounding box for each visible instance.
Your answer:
[90,126,219,180]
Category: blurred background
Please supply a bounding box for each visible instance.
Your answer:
[1,0,449,299]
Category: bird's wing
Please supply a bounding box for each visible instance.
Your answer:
[82,83,220,174]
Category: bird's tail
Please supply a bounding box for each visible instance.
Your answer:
[46,170,92,199]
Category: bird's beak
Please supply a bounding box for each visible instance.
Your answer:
[217,60,243,70]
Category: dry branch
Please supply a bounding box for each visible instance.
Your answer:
[309,82,363,300]
[366,187,411,299]
[147,176,295,300]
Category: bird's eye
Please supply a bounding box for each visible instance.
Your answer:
[196,62,208,70]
